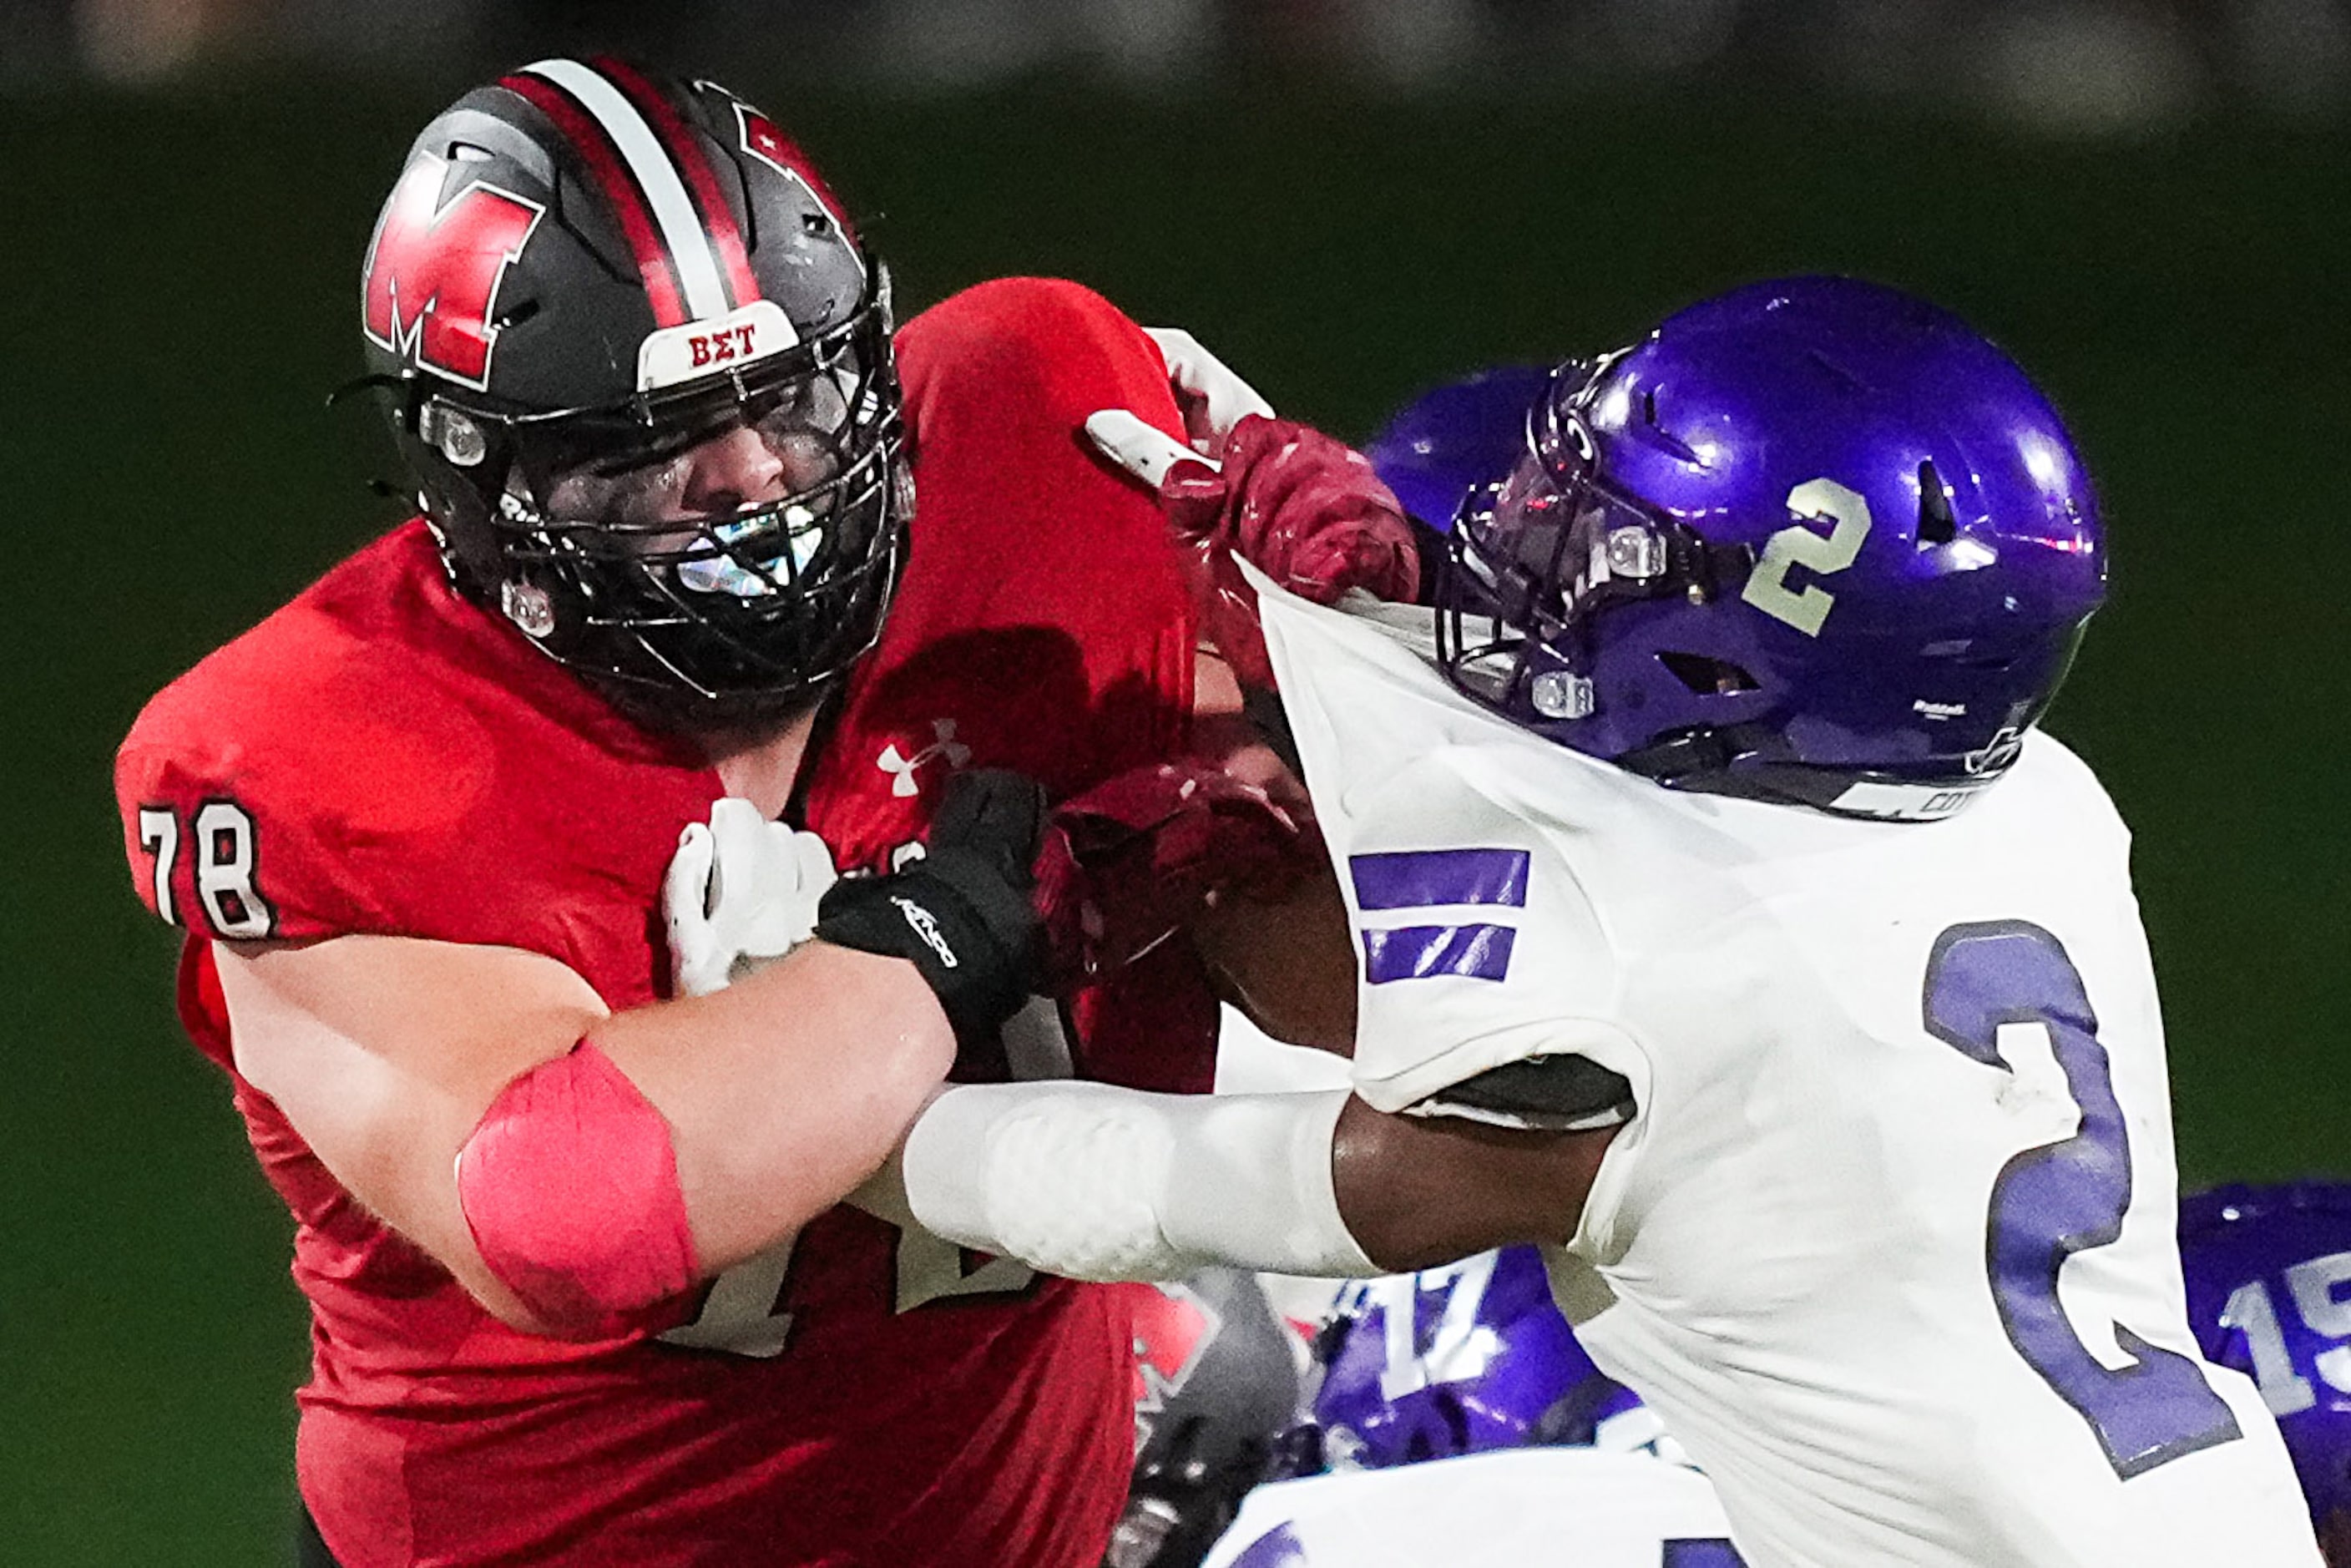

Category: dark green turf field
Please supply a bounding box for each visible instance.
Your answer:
[3,74,2343,1564]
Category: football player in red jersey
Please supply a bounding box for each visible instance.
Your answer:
[111,58,1366,1568]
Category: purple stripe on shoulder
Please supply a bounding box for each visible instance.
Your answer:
[1349,847,1530,910]
[1362,923,1517,984]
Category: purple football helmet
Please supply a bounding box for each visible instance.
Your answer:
[2180,1182,2351,1551]
[1362,364,1551,531]
[1306,1247,1651,1471]
[1431,276,2106,822]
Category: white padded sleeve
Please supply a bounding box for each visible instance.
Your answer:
[897,1082,1373,1282]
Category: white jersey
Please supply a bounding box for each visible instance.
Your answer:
[1202,1449,1742,1567]
[1254,574,2319,1568]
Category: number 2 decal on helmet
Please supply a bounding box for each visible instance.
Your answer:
[1740,478,1874,638]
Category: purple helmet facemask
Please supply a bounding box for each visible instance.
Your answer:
[1434,277,2108,822]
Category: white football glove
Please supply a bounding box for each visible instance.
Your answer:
[664,797,840,998]
[1146,326,1275,451]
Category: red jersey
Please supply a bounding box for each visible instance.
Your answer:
[114,281,1217,1566]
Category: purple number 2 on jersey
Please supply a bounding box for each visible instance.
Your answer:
[1923,920,2242,1478]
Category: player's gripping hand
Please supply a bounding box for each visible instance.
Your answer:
[1034,758,1311,991]
[814,769,1047,1063]
[1087,409,1419,689]
[1089,409,1419,609]
[664,798,840,998]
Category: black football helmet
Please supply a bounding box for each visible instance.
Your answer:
[359,57,907,734]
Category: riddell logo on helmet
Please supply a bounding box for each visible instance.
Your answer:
[637,299,797,392]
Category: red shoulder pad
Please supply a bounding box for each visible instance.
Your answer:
[116,528,723,1004]
[114,594,498,942]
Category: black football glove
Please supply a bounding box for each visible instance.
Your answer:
[813,768,1046,1065]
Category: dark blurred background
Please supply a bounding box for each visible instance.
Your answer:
[3,2,2345,1562]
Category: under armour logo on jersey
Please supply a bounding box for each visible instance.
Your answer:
[1348,847,1529,984]
[875,718,972,798]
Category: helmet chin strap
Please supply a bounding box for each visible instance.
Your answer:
[1621,726,2001,824]
[1615,726,1752,786]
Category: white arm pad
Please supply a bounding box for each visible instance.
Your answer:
[897,1083,1375,1282]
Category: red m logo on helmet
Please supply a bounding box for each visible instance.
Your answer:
[1120,1280,1223,1450]
[362,157,545,392]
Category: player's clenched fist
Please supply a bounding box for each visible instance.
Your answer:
[665,799,839,998]
[1033,757,1312,989]
[813,769,1049,1065]
[662,776,1050,1070]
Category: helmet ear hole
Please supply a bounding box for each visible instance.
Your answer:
[1918,459,1958,546]
[1657,650,1759,696]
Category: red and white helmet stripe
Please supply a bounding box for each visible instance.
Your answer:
[503,58,783,339]
[593,58,765,311]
